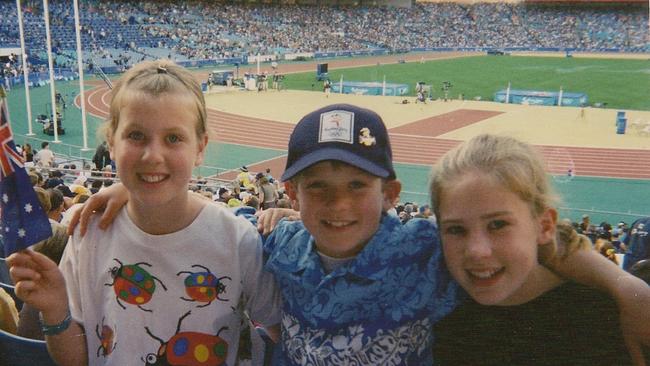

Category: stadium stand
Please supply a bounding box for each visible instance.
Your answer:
[0,1,647,76]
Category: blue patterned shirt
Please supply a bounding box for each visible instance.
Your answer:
[264,214,458,365]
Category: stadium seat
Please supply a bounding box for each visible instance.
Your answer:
[0,328,57,366]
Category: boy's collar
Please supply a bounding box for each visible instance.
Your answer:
[278,215,407,280]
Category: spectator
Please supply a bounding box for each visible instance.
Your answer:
[265,168,275,184]
[236,165,254,190]
[44,170,64,189]
[47,188,65,223]
[623,216,650,271]
[245,195,260,211]
[257,175,278,210]
[414,204,432,219]
[216,187,231,204]
[34,141,54,168]
[92,141,111,170]
[276,197,292,209]
[22,143,34,167]
[89,179,104,194]
[28,170,44,187]
[579,214,591,233]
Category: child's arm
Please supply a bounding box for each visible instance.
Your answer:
[8,250,88,365]
[66,182,129,236]
[547,248,650,363]
[256,208,300,236]
[68,182,302,238]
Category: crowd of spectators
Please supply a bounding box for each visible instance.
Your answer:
[0,1,647,71]
[87,2,648,57]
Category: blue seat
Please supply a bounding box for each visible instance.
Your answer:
[0,282,21,311]
[0,328,57,366]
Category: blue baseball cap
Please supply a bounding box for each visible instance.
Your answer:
[281,104,395,181]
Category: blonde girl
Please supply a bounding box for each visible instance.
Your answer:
[430,134,635,365]
[8,60,279,366]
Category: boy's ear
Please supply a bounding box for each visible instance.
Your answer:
[284,181,300,211]
[537,207,558,246]
[194,134,209,167]
[382,179,402,212]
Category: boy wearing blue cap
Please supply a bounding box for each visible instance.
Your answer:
[265,104,456,364]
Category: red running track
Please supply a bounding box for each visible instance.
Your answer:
[79,83,650,180]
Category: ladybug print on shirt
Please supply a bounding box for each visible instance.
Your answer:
[105,258,168,312]
[144,311,229,366]
[177,264,232,308]
[95,317,116,358]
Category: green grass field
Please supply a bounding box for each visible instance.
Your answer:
[282,55,650,111]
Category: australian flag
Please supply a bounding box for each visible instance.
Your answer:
[0,87,52,256]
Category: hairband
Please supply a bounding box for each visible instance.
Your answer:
[157,65,168,74]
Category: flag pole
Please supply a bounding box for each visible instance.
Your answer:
[73,0,90,150]
[16,0,34,136]
[43,0,60,143]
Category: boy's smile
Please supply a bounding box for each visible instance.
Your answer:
[285,161,398,259]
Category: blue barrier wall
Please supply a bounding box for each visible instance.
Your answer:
[494,89,588,107]
[331,81,409,96]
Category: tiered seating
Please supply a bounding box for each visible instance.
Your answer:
[0,1,647,68]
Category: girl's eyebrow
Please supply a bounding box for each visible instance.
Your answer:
[441,211,512,225]
[480,211,512,220]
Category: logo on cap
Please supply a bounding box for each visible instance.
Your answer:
[319,111,354,144]
[358,127,376,147]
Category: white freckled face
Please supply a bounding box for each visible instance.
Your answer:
[286,162,396,259]
[109,92,207,214]
[439,171,549,306]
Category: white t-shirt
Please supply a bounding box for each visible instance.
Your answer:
[35,148,54,167]
[60,203,280,366]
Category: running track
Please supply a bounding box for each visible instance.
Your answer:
[77,57,650,181]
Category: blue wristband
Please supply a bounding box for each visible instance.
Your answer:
[40,310,72,336]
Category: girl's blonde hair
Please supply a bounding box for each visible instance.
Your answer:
[430,134,560,259]
[430,134,558,219]
[102,59,207,142]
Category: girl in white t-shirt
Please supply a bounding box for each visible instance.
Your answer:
[8,60,280,366]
